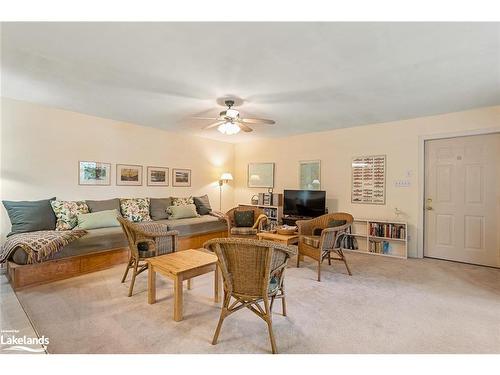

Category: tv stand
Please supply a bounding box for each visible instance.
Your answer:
[282,215,314,226]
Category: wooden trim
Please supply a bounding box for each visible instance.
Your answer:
[7,247,129,290]
[178,230,227,250]
[7,230,228,291]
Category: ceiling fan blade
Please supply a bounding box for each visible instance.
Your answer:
[240,118,275,125]
[193,116,220,120]
[238,123,253,132]
[203,121,225,130]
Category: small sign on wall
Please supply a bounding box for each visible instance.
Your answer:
[351,155,386,205]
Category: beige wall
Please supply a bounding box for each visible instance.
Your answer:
[0,98,235,239]
[2,98,500,257]
[234,106,500,257]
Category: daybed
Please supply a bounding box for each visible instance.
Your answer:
[3,196,227,290]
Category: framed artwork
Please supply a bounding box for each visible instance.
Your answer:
[172,168,191,187]
[78,161,111,185]
[147,166,169,186]
[248,162,275,188]
[116,164,143,186]
[351,155,386,205]
[299,160,321,190]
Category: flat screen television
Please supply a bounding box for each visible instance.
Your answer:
[283,190,326,218]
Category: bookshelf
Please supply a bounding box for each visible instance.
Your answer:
[238,203,283,224]
[343,218,408,259]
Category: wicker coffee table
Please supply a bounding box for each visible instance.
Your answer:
[148,249,221,321]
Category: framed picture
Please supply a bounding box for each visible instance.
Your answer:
[351,154,386,205]
[172,168,191,187]
[116,164,143,186]
[248,162,275,188]
[147,166,169,186]
[299,160,321,190]
[78,161,111,185]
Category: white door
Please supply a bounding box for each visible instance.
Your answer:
[424,133,500,267]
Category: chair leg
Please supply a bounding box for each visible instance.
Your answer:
[281,287,287,316]
[212,292,230,345]
[317,256,321,282]
[128,258,139,297]
[121,258,132,283]
[339,249,352,276]
[270,296,275,313]
[263,297,278,354]
[296,251,300,268]
[328,251,332,265]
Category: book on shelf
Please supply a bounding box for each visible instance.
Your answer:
[263,207,277,220]
[369,222,406,239]
[369,240,391,254]
[339,233,358,250]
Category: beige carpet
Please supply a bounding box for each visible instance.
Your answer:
[15,253,500,354]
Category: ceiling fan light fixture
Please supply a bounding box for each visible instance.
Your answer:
[225,109,239,118]
[217,122,240,135]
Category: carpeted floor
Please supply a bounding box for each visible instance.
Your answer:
[15,253,500,354]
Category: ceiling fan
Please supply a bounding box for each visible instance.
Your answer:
[193,99,275,135]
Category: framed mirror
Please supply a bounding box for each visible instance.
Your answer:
[299,160,321,190]
[248,162,275,188]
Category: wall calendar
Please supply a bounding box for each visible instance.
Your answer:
[351,155,386,205]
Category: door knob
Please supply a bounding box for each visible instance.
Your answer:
[425,198,433,211]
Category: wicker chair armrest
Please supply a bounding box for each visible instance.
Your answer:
[296,219,314,235]
[224,213,232,225]
[152,229,180,238]
[320,222,352,236]
[272,242,298,257]
[134,224,179,238]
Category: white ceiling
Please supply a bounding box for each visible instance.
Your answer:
[1,22,499,142]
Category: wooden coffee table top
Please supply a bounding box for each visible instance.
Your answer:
[148,249,217,275]
[257,232,299,244]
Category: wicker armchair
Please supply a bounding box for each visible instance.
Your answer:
[204,238,297,354]
[296,212,353,281]
[118,217,179,296]
[225,206,268,238]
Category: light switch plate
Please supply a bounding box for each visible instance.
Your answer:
[395,179,411,187]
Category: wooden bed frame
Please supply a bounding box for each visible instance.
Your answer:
[7,230,227,290]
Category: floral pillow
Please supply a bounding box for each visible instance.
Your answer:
[171,196,194,206]
[51,200,90,230]
[120,198,152,222]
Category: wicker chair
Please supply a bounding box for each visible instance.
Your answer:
[225,206,268,238]
[296,212,353,282]
[204,238,297,354]
[118,217,179,296]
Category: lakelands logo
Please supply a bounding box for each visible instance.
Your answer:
[1,329,48,353]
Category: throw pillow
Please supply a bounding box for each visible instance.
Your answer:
[120,198,152,222]
[149,198,172,221]
[193,194,212,215]
[171,196,194,206]
[2,197,57,236]
[76,209,120,230]
[51,200,90,230]
[234,210,254,227]
[86,198,121,213]
[166,204,199,220]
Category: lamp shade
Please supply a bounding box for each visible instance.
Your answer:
[220,172,233,181]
